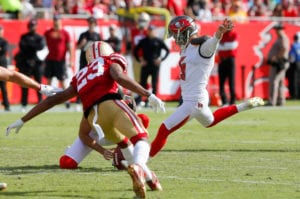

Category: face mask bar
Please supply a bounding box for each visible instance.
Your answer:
[174,29,190,47]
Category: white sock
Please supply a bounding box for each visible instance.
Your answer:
[121,144,134,165]
[236,101,249,112]
[134,140,152,181]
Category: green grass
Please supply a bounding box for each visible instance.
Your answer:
[0,102,300,199]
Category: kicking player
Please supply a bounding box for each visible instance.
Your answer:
[150,16,264,157]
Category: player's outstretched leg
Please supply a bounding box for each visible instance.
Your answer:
[236,97,265,112]
[208,97,264,127]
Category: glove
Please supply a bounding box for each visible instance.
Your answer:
[6,119,24,136]
[148,94,166,113]
[39,84,63,96]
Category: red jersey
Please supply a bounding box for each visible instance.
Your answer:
[44,28,71,61]
[70,53,127,111]
[218,30,238,58]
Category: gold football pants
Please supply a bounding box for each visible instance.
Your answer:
[87,100,148,144]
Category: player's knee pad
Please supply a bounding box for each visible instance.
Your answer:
[137,113,150,128]
[129,132,148,145]
[59,155,78,169]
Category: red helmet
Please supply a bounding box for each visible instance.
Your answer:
[168,15,199,47]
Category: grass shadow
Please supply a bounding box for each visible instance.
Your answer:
[0,190,101,198]
[0,164,121,175]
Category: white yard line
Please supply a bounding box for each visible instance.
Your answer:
[165,176,300,186]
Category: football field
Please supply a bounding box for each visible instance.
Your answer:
[0,101,299,199]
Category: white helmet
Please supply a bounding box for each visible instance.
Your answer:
[85,41,114,63]
[137,12,150,29]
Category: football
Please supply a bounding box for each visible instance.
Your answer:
[0,183,7,191]
[112,146,126,170]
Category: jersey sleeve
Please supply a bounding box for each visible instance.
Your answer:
[199,35,220,58]
[70,75,78,92]
[109,53,128,71]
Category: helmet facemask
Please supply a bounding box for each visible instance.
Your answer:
[173,28,191,47]
[168,16,199,49]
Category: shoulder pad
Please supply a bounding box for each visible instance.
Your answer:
[109,53,127,70]
[190,35,210,45]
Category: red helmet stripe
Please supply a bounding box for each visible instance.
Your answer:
[92,43,96,59]
[97,41,101,57]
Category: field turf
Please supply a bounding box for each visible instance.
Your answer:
[0,101,299,199]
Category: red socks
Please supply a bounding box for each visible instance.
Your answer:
[150,124,169,157]
[150,116,189,157]
[208,105,238,127]
[150,105,238,157]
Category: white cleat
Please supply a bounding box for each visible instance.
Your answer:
[247,97,265,108]
[146,171,163,191]
[127,164,146,199]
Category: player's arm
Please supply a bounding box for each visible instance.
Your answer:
[6,86,77,135]
[0,66,40,90]
[0,66,62,95]
[22,87,76,122]
[110,63,151,97]
[200,18,234,57]
[110,62,165,113]
[215,18,234,39]
[78,116,113,160]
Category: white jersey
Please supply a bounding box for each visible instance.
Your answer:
[163,35,221,129]
[180,37,218,101]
